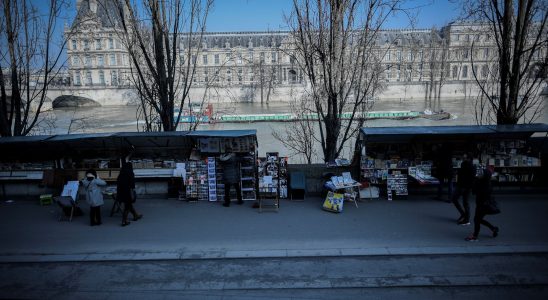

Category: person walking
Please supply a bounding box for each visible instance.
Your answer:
[117,158,142,226]
[81,169,106,226]
[219,147,243,207]
[465,166,499,242]
[452,154,476,225]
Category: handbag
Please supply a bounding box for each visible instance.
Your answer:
[483,196,500,215]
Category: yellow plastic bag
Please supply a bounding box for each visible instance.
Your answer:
[322,192,344,213]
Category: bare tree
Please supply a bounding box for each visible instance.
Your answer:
[288,0,404,162]
[110,0,212,132]
[0,0,69,136]
[463,0,547,124]
[272,96,317,164]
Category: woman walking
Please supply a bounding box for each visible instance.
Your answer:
[117,159,142,226]
[465,166,499,242]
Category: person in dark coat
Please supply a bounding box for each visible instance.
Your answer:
[219,147,242,207]
[117,159,142,226]
[434,143,454,202]
[465,166,499,241]
[451,154,476,225]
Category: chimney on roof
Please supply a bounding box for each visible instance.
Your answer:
[89,0,97,13]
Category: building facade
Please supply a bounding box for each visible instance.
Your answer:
[65,0,546,104]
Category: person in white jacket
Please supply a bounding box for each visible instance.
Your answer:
[81,169,106,226]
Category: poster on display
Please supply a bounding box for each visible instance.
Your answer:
[207,157,217,201]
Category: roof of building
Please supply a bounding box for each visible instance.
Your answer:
[359,124,548,143]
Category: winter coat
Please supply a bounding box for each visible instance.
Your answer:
[457,160,476,188]
[219,153,240,184]
[472,169,492,209]
[117,162,136,204]
[81,178,107,207]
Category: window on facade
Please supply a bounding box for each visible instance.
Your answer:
[99,70,105,85]
[95,39,101,50]
[452,66,458,78]
[75,72,81,85]
[289,69,297,83]
[248,51,254,62]
[72,40,77,50]
[191,55,196,64]
[86,71,92,85]
[462,65,468,78]
[483,48,489,59]
[97,55,104,66]
[481,65,488,78]
[260,52,265,63]
[72,56,79,66]
[203,54,208,65]
[85,55,91,66]
[111,71,118,86]
[214,54,220,65]
[110,54,116,66]
[84,40,90,50]
[463,49,469,59]
[238,53,242,64]
[271,52,277,63]
[109,38,114,49]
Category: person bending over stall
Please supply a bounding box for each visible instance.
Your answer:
[219,146,243,207]
[117,159,142,226]
[81,169,106,226]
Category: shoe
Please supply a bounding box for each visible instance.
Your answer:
[237,200,244,205]
[457,216,464,223]
[222,203,230,207]
[492,227,499,238]
[465,235,478,242]
[133,214,143,221]
[458,219,470,226]
[121,221,130,227]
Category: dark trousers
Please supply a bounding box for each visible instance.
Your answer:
[89,205,102,225]
[437,174,454,200]
[224,182,242,204]
[451,186,471,221]
[122,202,139,222]
[473,206,496,237]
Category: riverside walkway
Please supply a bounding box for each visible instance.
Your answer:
[1,193,547,262]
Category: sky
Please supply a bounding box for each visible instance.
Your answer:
[205,0,462,31]
[37,0,462,34]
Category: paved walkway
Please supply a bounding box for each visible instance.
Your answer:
[1,193,547,262]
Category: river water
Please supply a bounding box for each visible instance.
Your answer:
[47,97,547,163]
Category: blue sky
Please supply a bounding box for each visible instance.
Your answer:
[205,0,461,31]
[38,0,461,33]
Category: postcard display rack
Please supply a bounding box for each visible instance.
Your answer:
[257,152,288,211]
[361,156,409,200]
[185,136,257,202]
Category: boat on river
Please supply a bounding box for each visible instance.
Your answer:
[174,104,451,123]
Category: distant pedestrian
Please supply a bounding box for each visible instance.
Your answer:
[81,169,106,226]
[219,146,242,207]
[452,154,476,225]
[434,143,454,202]
[117,154,142,226]
[465,166,499,242]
